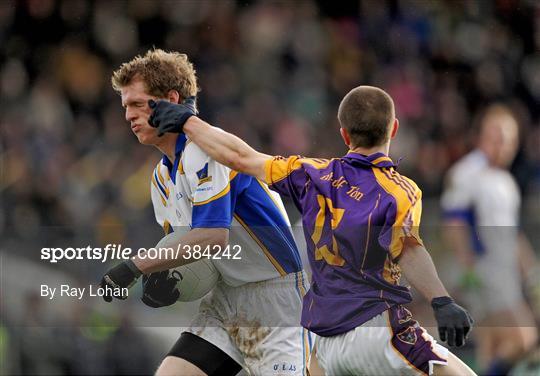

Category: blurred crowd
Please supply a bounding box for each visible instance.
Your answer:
[1,0,540,374]
[1,292,159,375]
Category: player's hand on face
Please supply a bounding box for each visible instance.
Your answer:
[141,270,180,308]
[99,260,142,302]
[431,296,474,347]
[148,97,198,137]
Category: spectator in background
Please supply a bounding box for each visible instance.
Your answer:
[441,104,538,375]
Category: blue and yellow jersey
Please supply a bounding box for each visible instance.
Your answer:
[441,149,521,255]
[264,152,423,336]
[151,135,302,286]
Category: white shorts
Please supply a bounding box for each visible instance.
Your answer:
[315,306,448,376]
[186,271,312,376]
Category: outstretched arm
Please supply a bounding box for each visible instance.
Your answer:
[184,117,271,182]
[148,99,273,181]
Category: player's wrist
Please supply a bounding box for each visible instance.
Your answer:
[183,116,207,138]
[431,296,454,308]
[125,259,143,278]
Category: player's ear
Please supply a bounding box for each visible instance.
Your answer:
[167,90,180,104]
[390,118,399,139]
[340,127,351,147]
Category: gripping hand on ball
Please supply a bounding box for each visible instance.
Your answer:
[148,97,198,137]
[431,296,474,347]
[99,260,142,302]
[141,271,180,308]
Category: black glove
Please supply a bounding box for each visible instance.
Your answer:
[148,97,198,137]
[141,270,180,308]
[99,260,142,302]
[431,296,474,347]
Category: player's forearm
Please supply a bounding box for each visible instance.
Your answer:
[184,117,269,180]
[399,242,449,301]
[132,227,229,274]
[184,117,251,168]
[184,117,242,168]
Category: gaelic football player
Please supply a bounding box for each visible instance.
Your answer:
[149,86,476,375]
[100,49,311,376]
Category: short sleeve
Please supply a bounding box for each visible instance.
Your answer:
[189,158,234,229]
[374,168,424,260]
[264,155,310,199]
[385,188,424,260]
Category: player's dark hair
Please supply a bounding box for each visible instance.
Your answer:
[337,86,395,148]
[111,48,199,100]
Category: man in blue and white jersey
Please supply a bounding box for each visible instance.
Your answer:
[441,104,537,375]
[100,49,311,376]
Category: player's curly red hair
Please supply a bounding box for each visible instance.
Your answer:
[111,48,199,100]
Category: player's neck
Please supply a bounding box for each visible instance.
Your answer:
[155,134,178,162]
[349,143,389,156]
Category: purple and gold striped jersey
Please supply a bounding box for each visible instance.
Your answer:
[264,152,423,336]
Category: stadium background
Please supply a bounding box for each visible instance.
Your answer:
[1,0,539,374]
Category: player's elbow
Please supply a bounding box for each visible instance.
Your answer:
[230,151,268,181]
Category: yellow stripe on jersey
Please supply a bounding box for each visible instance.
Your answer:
[152,174,167,206]
[372,156,393,165]
[264,156,331,185]
[372,167,423,260]
[156,166,170,194]
[193,170,239,206]
[234,213,287,276]
[193,183,230,206]
[162,220,171,235]
[178,160,184,175]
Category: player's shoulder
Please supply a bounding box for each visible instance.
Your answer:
[299,156,333,168]
[447,150,487,182]
[181,139,213,174]
[273,155,333,171]
[373,167,422,203]
[390,168,421,197]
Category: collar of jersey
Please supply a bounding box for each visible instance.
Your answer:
[344,151,396,168]
[161,134,187,184]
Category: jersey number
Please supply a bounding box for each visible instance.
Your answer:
[311,195,345,266]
